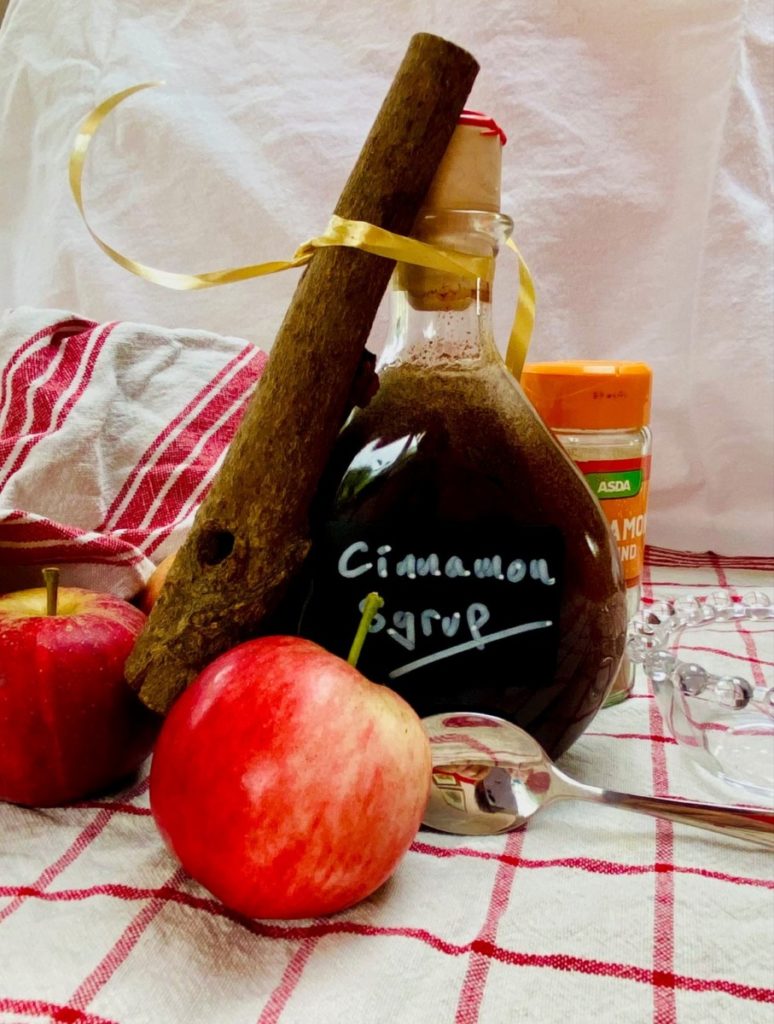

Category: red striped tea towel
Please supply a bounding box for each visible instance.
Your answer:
[0,307,266,598]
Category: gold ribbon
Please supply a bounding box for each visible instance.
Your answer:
[69,83,535,377]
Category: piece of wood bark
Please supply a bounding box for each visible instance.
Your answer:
[125,32,479,714]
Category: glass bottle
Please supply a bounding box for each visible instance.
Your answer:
[299,118,627,758]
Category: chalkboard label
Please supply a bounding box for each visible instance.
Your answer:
[301,522,564,708]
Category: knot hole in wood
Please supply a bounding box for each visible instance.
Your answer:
[197,528,235,566]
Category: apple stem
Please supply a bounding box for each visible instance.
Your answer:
[347,592,384,667]
[42,567,60,616]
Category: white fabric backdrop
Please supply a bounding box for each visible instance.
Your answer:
[0,0,771,555]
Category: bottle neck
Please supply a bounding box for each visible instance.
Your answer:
[379,210,513,371]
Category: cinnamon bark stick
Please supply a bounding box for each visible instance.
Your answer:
[126,33,479,714]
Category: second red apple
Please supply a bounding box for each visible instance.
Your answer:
[150,635,431,919]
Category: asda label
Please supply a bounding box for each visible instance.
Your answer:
[585,469,643,499]
[575,456,651,587]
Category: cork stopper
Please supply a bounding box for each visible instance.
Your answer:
[402,111,507,311]
[422,110,506,213]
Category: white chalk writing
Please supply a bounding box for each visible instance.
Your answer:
[339,542,556,586]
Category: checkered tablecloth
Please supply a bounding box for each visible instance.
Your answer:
[1,551,772,1024]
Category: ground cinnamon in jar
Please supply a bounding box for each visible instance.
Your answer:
[521,361,652,705]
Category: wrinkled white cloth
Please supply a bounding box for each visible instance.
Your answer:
[0,0,772,557]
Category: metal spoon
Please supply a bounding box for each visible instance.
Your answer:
[421,712,774,848]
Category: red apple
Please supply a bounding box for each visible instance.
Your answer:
[150,635,431,919]
[0,579,160,806]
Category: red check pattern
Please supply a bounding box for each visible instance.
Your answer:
[1,311,773,1023]
[1,566,772,1022]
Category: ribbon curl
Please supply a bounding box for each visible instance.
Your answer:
[69,83,535,376]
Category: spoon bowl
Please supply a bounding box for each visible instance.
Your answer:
[421,712,774,847]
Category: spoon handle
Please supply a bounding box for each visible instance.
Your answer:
[596,789,774,848]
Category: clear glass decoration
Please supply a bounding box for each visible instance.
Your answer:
[630,592,774,798]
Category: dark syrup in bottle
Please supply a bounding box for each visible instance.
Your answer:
[302,347,626,757]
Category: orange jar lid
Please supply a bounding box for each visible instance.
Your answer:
[521,361,652,430]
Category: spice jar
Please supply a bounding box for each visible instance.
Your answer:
[521,361,652,705]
